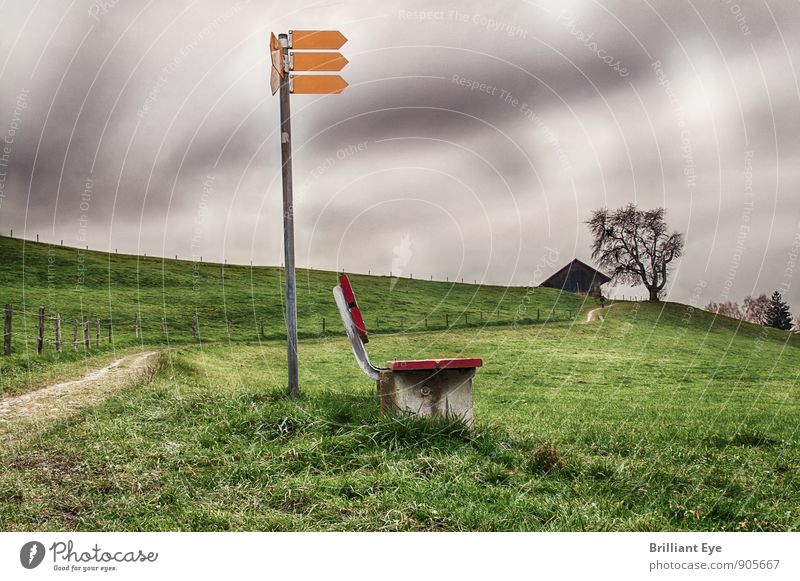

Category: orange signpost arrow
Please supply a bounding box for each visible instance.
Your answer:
[270,32,284,76]
[291,75,348,94]
[291,29,347,50]
[269,32,284,95]
[270,66,281,95]
[291,51,348,72]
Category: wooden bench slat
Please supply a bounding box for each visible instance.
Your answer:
[338,274,369,343]
[350,305,369,343]
[389,358,483,371]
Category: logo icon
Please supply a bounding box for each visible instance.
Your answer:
[390,233,413,291]
[20,541,45,569]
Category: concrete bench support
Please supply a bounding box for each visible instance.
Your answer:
[378,367,475,427]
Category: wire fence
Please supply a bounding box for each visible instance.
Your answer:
[1,303,581,356]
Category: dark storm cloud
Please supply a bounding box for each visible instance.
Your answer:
[2,0,800,308]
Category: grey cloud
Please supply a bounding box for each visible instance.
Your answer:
[1,0,800,307]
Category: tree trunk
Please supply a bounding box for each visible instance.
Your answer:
[648,287,660,301]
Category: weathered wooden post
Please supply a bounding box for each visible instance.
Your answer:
[37,307,45,354]
[322,317,326,333]
[3,304,11,355]
[464,313,468,326]
[95,319,100,346]
[73,319,79,351]
[83,316,90,349]
[55,314,62,353]
[226,320,231,336]
[445,313,449,327]
[191,316,198,338]
[134,314,140,339]
[161,317,168,337]
[108,321,113,343]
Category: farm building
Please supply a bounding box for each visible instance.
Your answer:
[540,258,610,297]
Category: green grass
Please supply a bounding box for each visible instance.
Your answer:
[0,235,585,395]
[1,301,798,531]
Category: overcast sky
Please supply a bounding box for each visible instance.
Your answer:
[1,0,799,306]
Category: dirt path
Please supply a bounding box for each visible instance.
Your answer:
[0,350,160,440]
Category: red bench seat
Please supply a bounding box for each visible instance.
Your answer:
[389,358,483,372]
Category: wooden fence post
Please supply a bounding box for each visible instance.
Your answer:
[83,316,90,349]
[3,304,11,355]
[445,314,449,327]
[134,314,140,339]
[226,320,231,335]
[95,319,100,346]
[108,321,112,343]
[161,318,168,337]
[464,314,468,326]
[73,319,78,351]
[322,317,326,333]
[191,316,198,338]
[37,307,45,354]
[55,313,62,353]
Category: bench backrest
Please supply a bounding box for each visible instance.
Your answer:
[337,274,369,343]
[333,274,384,380]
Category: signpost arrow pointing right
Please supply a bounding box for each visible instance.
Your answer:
[291,75,349,94]
[291,52,348,72]
[291,30,347,50]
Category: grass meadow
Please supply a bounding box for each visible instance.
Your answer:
[0,288,798,531]
[0,235,581,396]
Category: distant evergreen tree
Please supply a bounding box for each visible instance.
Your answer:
[765,291,792,330]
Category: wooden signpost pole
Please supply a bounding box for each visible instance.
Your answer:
[270,29,348,398]
[278,32,299,398]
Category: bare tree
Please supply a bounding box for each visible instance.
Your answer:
[705,301,742,320]
[742,294,770,325]
[587,204,684,302]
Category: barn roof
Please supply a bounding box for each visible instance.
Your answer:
[541,258,611,287]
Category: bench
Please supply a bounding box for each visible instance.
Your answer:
[333,274,482,426]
